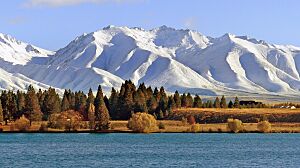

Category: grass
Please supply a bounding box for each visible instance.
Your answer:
[175,108,300,114]
[1,120,300,133]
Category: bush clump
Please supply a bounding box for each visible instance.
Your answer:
[15,115,30,131]
[127,112,158,133]
[39,123,48,132]
[227,118,243,133]
[48,110,83,131]
[257,120,271,133]
[188,124,201,133]
[158,122,165,129]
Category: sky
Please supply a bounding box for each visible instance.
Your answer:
[0,0,300,50]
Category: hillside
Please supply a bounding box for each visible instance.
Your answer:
[1,26,300,98]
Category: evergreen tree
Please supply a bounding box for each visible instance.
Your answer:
[186,93,193,108]
[0,99,3,122]
[193,95,202,108]
[109,87,119,120]
[94,85,110,130]
[16,91,26,118]
[158,110,164,120]
[1,91,9,124]
[37,89,45,109]
[153,87,161,102]
[42,88,61,120]
[75,91,87,119]
[118,81,135,119]
[158,87,168,112]
[147,96,158,114]
[133,89,148,112]
[7,91,18,120]
[214,97,220,108]
[181,93,188,107]
[228,100,233,108]
[87,103,95,129]
[25,85,42,125]
[207,100,213,108]
[167,96,176,110]
[61,90,70,111]
[234,96,240,108]
[220,95,227,108]
[174,91,181,108]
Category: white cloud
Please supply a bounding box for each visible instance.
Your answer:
[23,0,142,8]
[184,17,198,30]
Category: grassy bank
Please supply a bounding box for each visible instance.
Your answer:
[1,120,300,133]
[170,108,300,123]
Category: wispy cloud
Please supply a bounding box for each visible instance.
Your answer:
[8,16,26,25]
[23,0,143,8]
[184,17,198,30]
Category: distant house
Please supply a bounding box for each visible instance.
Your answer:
[239,101,262,106]
[291,106,296,109]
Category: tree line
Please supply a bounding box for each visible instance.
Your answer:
[0,80,264,127]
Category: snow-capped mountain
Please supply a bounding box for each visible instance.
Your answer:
[1,26,300,97]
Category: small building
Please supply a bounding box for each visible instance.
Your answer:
[291,106,296,109]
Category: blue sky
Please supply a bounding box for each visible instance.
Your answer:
[0,0,299,50]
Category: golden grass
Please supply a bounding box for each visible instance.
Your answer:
[1,119,300,133]
[175,108,300,114]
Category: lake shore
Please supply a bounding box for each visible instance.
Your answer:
[1,120,300,133]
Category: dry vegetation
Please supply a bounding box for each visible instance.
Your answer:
[171,108,300,123]
[1,108,300,133]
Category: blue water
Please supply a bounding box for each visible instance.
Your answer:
[0,133,299,167]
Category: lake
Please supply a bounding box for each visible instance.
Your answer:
[0,133,299,167]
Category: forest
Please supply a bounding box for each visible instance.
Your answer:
[0,80,267,131]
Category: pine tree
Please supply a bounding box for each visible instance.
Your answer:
[0,99,3,122]
[234,96,240,108]
[94,85,110,130]
[7,91,18,120]
[61,90,70,112]
[181,93,188,107]
[25,85,42,125]
[1,91,9,124]
[16,91,26,118]
[193,94,202,108]
[167,96,176,110]
[214,97,220,108]
[228,100,233,108]
[220,95,227,108]
[42,88,61,120]
[109,87,119,120]
[87,103,95,129]
[147,96,158,114]
[133,89,148,112]
[158,87,168,112]
[186,93,193,108]
[174,91,181,108]
[158,110,164,120]
[75,91,87,119]
[119,81,135,119]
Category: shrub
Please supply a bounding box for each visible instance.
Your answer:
[15,115,30,131]
[189,124,201,133]
[158,122,165,129]
[181,117,188,126]
[127,112,158,133]
[48,110,83,131]
[227,118,243,133]
[39,123,48,132]
[257,120,271,133]
[187,115,196,125]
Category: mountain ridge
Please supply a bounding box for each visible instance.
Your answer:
[1,26,300,98]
